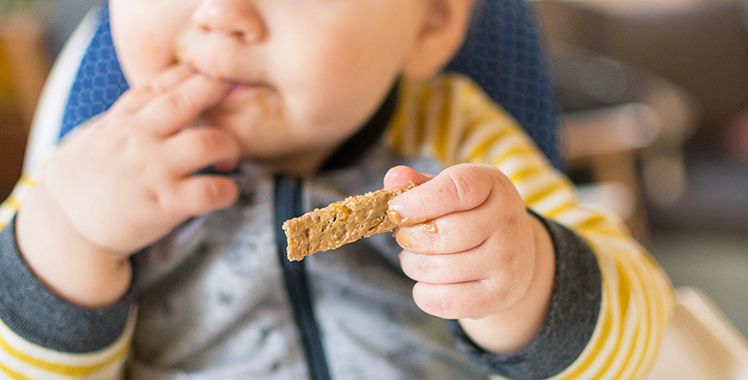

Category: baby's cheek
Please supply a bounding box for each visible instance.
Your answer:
[142,31,161,58]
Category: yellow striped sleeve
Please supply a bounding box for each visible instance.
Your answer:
[0,308,134,380]
[388,73,675,380]
[1,128,133,379]
[0,172,38,231]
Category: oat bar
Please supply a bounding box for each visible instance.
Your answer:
[282,183,415,261]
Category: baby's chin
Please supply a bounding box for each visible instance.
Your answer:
[239,147,334,175]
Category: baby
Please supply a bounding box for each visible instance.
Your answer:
[0,0,673,379]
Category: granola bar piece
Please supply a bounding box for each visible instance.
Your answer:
[282,184,415,261]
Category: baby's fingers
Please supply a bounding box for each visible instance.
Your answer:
[394,208,493,254]
[169,176,239,219]
[403,240,532,320]
[399,248,490,285]
[384,165,433,189]
[138,74,230,135]
[164,127,240,175]
[389,163,506,224]
[114,65,196,113]
[412,281,496,320]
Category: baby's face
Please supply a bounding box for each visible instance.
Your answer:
[109,0,433,173]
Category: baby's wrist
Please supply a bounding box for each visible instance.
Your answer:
[16,185,133,308]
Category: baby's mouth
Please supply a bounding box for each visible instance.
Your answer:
[181,60,277,114]
[222,81,275,107]
[227,81,269,94]
[202,80,280,119]
[194,70,274,106]
[181,60,267,90]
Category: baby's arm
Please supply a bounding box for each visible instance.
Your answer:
[16,65,240,307]
[0,65,239,379]
[386,74,672,379]
[386,162,673,379]
[0,219,135,379]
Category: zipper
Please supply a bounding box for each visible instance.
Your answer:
[274,175,332,380]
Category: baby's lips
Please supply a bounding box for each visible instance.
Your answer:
[212,159,239,173]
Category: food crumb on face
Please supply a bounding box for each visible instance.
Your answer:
[254,92,273,117]
[143,31,160,55]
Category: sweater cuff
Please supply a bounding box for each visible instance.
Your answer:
[446,212,602,380]
[0,217,136,353]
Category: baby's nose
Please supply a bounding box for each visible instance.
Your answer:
[193,0,266,43]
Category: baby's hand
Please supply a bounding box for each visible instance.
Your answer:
[385,164,552,325]
[43,65,240,256]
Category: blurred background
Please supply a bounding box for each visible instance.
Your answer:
[1,0,746,340]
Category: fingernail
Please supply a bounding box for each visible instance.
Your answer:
[394,229,414,248]
[387,207,429,227]
[387,202,404,221]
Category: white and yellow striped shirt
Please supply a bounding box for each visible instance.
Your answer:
[0,73,673,380]
[388,74,674,380]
